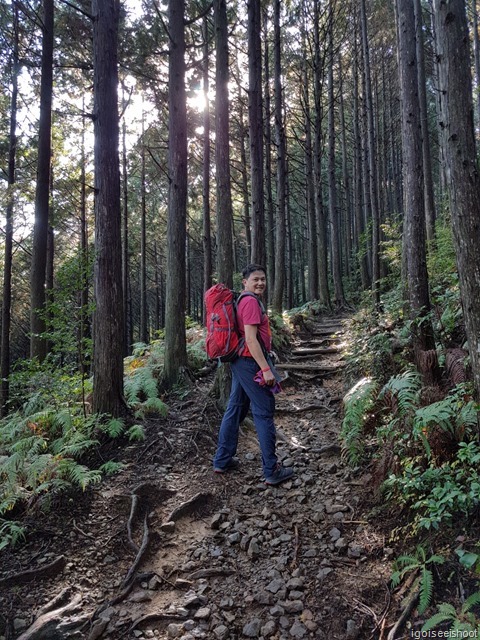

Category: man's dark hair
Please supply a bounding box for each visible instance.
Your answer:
[242,264,266,278]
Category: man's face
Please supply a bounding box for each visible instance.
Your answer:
[243,270,266,296]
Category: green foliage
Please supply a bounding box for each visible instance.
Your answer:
[383,440,480,531]
[391,545,444,614]
[343,309,402,385]
[341,377,379,465]
[0,519,26,551]
[126,424,146,442]
[422,591,480,633]
[40,251,94,367]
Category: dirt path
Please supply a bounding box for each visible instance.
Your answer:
[0,317,398,640]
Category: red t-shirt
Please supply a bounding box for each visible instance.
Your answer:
[236,294,272,357]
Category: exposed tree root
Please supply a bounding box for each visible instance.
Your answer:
[16,592,83,640]
[164,491,212,523]
[0,555,66,588]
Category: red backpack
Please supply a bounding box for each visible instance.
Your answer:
[204,284,263,363]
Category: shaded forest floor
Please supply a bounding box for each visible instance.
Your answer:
[0,316,410,640]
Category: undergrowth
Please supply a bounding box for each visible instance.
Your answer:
[341,222,480,627]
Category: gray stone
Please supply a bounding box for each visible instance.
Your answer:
[261,620,277,637]
[242,618,262,637]
[346,619,360,639]
[213,624,229,639]
[266,578,284,593]
[194,607,211,620]
[161,521,176,533]
[329,527,341,541]
[289,620,308,638]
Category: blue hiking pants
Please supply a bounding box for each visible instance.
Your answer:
[213,356,277,477]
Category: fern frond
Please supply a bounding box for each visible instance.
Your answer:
[100,418,125,438]
[462,591,480,612]
[422,609,455,631]
[380,369,421,416]
[99,461,124,476]
[127,424,145,442]
[341,377,379,465]
[418,568,434,614]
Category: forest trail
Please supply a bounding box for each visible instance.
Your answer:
[0,316,399,640]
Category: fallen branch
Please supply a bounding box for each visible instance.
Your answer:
[386,586,419,640]
[16,592,82,640]
[0,555,66,588]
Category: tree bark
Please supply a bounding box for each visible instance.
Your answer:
[434,0,480,398]
[414,0,436,245]
[396,0,436,361]
[360,0,380,304]
[30,0,54,361]
[272,0,287,312]
[92,0,127,415]
[1,0,19,416]
[202,14,213,307]
[313,0,331,309]
[327,1,345,308]
[163,0,188,387]
[248,0,265,266]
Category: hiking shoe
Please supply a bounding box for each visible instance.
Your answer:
[213,458,240,474]
[265,464,294,486]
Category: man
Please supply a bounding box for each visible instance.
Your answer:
[213,264,294,486]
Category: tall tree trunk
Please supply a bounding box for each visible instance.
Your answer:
[301,11,318,301]
[339,61,352,278]
[434,0,480,398]
[79,106,90,380]
[327,2,345,308]
[414,0,436,245]
[214,0,234,285]
[92,0,127,415]
[313,0,331,309]
[239,99,251,262]
[263,8,275,285]
[352,14,370,290]
[248,0,265,266]
[360,0,380,304]
[472,0,480,135]
[1,0,19,416]
[163,0,188,387]
[396,0,436,364]
[271,0,286,312]
[30,0,54,361]
[202,14,213,306]
[122,115,131,355]
[139,115,148,344]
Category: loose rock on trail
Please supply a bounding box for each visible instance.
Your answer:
[0,316,399,640]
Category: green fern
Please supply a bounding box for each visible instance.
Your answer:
[99,417,125,438]
[134,396,168,419]
[391,545,444,614]
[341,377,379,465]
[0,519,26,550]
[379,368,421,417]
[99,461,124,475]
[124,367,158,403]
[423,591,480,633]
[127,424,146,442]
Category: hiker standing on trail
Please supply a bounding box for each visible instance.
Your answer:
[213,264,294,486]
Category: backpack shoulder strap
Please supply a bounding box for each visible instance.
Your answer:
[236,291,265,315]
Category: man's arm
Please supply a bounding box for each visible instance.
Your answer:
[244,324,275,386]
